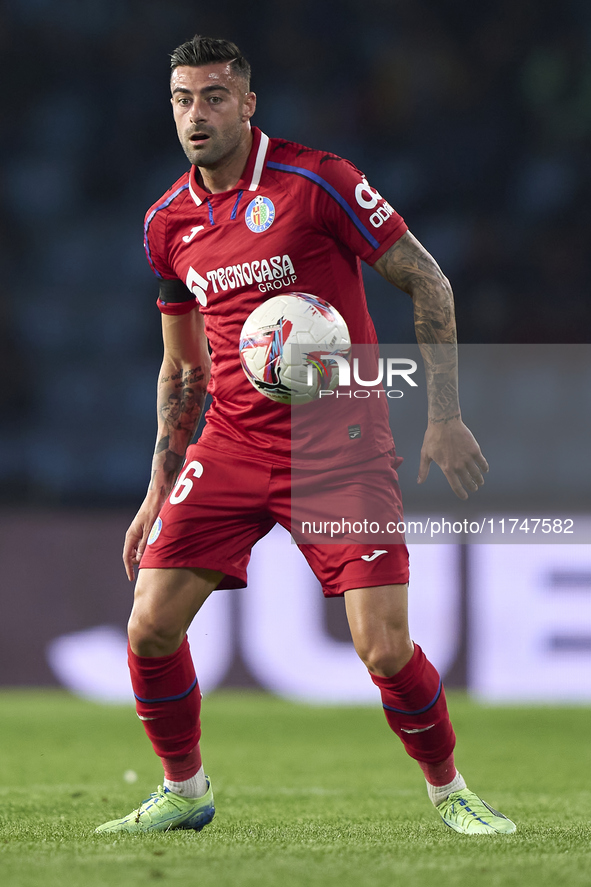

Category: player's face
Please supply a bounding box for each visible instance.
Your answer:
[171,64,256,169]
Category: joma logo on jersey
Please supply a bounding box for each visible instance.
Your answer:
[206,254,297,294]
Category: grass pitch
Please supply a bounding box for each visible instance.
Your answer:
[0,690,589,887]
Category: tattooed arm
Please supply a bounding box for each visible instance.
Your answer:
[123,309,210,579]
[373,230,488,499]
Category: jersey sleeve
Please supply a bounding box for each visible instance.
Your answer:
[309,156,408,264]
[144,196,197,315]
[144,200,178,281]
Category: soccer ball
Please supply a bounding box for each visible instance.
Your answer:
[239,293,351,404]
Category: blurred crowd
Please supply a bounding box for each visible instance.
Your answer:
[1,0,590,503]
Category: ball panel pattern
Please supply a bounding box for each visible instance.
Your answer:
[239,293,351,404]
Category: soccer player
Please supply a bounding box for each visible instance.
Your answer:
[160,393,181,427]
[96,36,515,836]
[178,385,201,432]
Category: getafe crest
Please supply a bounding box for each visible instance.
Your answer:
[245,195,275,233]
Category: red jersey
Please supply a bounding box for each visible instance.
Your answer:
[144,127,408,468]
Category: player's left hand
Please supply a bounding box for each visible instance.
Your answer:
[418,418,489,500]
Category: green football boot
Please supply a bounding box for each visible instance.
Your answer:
[437,789,516,835]
[95,781,215,834]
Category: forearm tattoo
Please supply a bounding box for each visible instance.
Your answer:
[149,364,206,494]
[374,233,460,423]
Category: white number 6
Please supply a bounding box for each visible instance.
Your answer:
[169,460,204,504]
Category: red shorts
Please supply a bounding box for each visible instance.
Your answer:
[140,442,409,597]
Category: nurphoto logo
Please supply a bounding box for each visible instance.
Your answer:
[305,353,418,399]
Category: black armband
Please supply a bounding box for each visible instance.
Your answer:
[158,278,194,304]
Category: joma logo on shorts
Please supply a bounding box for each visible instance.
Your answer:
[205,254,297,294]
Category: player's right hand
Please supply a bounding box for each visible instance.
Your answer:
[123,499,162,582]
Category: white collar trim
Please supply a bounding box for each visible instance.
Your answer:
[249,131,269,191]
[188,175,202,207]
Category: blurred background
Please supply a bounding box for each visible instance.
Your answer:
[0,0,589,699]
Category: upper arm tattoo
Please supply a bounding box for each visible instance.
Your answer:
[373,231,457,346]
[374,231,460,421]
[374,231,444,291]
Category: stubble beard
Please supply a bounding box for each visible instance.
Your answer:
[181,119,244,171]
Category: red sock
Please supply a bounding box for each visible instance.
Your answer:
[370,644,455,765]
[417,753,457,786]
[128,637,202,777]
[161,745,202,783]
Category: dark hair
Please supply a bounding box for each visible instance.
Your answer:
[170,35,251,88]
